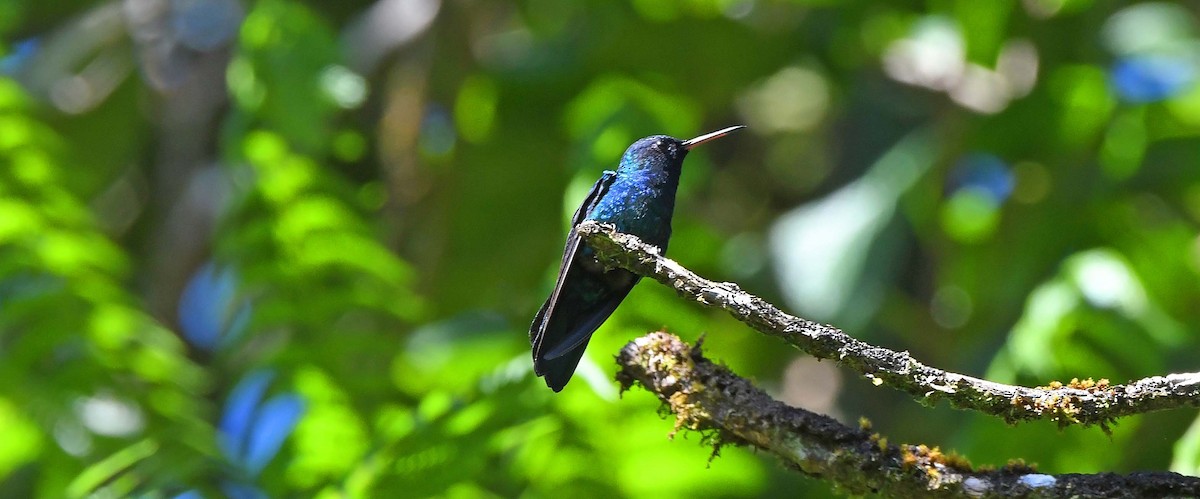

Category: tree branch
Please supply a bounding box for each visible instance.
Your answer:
[577,221,1200,427]
[617,331,1200,498]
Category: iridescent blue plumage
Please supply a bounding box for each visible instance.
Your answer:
[531,126,744,391]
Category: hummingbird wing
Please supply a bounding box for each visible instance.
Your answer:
[572,172,616,231]
[533,171,616,348]
[531,171,637,391]
[539,169,614,287]
[531,269,636,390]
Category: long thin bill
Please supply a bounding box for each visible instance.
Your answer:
[681,125,746,150]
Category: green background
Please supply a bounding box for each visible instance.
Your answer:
[1,0,1199,497]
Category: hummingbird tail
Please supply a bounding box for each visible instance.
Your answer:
[530,298,592,392]
[537,343,587,392]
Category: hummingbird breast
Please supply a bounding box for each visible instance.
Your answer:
[585,172,678,250]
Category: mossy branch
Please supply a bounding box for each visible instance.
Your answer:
[617,331,1200,498]
[577,221,1200,427]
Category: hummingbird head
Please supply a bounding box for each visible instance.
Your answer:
[617,125,746,174]
[619,135,687,173]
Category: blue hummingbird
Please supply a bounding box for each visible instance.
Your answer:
[531,125,745,391]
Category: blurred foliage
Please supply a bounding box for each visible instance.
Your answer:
[1,0,1199,497]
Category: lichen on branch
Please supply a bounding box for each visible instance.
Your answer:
[617,331,1200,498]
[577,220,1200,427]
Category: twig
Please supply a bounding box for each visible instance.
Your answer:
[617,331,1200,498]
[578,221,1200,427]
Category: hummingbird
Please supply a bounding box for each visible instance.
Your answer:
[530,125,746,391]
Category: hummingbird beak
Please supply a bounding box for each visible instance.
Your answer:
[681,125,746,150]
